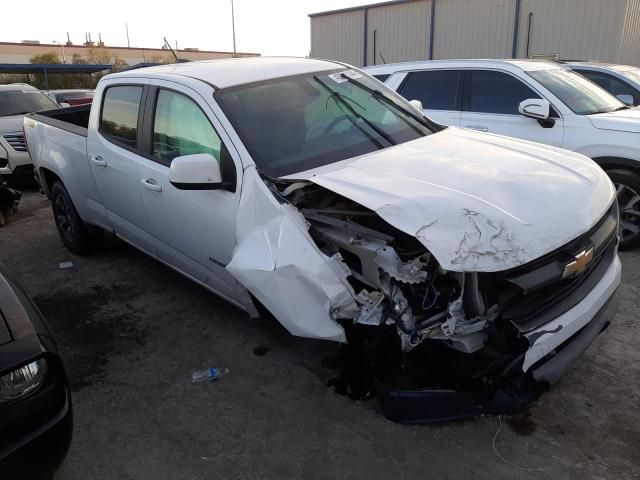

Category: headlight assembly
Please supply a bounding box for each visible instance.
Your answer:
[0,358,48,402]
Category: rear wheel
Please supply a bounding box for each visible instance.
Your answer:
[607,169,640,250]
[50,181,102,254]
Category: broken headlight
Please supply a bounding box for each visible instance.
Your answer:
[0,358,48,403]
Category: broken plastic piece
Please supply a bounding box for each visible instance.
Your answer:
[191,367,229,383]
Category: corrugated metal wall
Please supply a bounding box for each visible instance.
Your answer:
[619,0,640,65]
[516,0,626,61]
[310,10,365,66]
[433,0,516,59]
[309,0,640,67]
[366,1,432,65]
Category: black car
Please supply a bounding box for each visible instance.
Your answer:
[0,263,72,479]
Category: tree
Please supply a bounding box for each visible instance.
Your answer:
[86,47,112,64]
[111,57,129,72]
[71,53,87,64]
[29,52,60,64]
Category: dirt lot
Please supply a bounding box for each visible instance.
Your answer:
[1,191,639,480]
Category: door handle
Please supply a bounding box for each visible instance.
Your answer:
[464,125,489,132]
[90,155,107,167]
[141,178,162,192]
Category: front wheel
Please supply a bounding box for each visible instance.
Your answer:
[50,181,102,254]
[607,169,640,250]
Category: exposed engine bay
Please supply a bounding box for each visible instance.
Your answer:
[280,181,501,355]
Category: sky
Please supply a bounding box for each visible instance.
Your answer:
[3,0,369,56]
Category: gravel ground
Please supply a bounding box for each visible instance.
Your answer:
[1,191,639,480]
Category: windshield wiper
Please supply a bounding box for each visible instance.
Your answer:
[342,76,437,134]
[613,105,630,111]
[0,111,31,117]
[315,76,396,147]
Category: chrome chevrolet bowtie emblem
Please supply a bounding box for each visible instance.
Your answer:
[562,247,594,279]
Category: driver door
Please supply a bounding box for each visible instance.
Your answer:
[136,82,243,303]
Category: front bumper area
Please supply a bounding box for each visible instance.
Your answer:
[0,382,73,480]
[379,255,621,424]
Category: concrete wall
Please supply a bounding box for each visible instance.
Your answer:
[0,42,258,65]
[310,0,640,67]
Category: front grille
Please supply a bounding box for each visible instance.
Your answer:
[484,202,619,333]
[2,131,27,152]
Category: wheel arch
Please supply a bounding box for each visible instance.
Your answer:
[592,156,640,172]
[38,167,62,198]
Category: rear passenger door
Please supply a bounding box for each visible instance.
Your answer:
[87,79,157,255]
[459,70,564,147]
[396,70,463,126]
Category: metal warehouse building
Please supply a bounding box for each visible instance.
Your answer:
[310,0,640,67]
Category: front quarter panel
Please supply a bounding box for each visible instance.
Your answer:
[226,167,357,341]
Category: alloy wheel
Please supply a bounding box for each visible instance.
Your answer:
[54,194,74,242]
[614,182,640,244]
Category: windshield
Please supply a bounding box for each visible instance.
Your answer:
[0,89,58,117]
[528,68,624,115]
[619,68,640,86]
[216,69,435,177]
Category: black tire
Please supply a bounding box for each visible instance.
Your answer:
[50,181,103,254]
[607,168,640,250]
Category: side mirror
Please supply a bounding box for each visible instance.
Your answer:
[518,98,550,120]
[616,94,634,106]
[409,99,423,111]
[169,153,229,190]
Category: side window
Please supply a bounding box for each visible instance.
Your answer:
[577,70,638,102]
[152,89,222,164]
[467,71,540,115]
[372,74,390,83]
[399,70,462,111]
[100,85,143,149]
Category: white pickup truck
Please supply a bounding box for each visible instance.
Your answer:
[24,58,620,422]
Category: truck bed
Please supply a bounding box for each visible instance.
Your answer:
[28,104,91,138]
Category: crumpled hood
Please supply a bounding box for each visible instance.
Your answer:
[288,128,614,272]
[588,107,640,133]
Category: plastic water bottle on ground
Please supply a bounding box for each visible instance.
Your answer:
[191,367,229,383]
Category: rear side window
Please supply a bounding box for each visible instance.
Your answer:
[372,74,390,82]
[100,86,143,149]
[467,71,540,115]
[399,70,462,111]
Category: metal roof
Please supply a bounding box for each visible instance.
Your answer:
[0,63,112,74]
[113,57,341,89]
[309,0,422,18]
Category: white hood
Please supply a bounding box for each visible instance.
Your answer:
[288,128,615,272]
[588,107,640,134]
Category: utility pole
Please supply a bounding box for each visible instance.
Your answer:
[231,0,237,57]
[52,40,66,64]
[125,23,131,48]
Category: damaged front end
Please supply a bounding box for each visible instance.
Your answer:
[229,170,619,423]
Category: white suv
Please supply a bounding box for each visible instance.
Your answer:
[365,60,640,248]
[0,84,59,181]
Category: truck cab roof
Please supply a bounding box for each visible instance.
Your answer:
[106,57,345,90]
